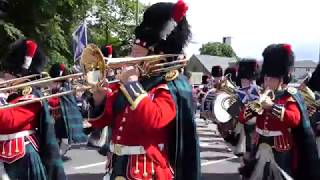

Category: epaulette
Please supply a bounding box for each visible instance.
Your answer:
[164,70,179,82]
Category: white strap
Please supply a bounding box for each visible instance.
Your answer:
[110,142,146,156]
[256,128,282,137]
[110,142,165,156]
[0,130,35,141]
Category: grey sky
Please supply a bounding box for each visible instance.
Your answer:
[140,0,320,62]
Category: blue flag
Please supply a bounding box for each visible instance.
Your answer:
[235,85,260,104]
[72,21,87,62]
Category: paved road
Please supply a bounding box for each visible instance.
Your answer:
[64,116,241,180]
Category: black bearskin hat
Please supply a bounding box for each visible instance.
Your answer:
[261,44,294,78]
[307,63,320,91]
[4,38,48,76]
[237,59,260,80]
[224,67,237,82]
[134,0,191,54]
[101,45,117,58]
[49,63,69,78]
[211,66,223,77]
[0,0,8,18]
[202,74,209,84]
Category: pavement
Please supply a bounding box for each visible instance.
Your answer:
[64,114,241,180]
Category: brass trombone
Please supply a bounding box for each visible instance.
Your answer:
[0,72,50,88]
[0,44,188,109]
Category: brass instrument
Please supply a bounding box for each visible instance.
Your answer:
[213,74,241,122]
[216,74,239,107]
[247,88,275,115]
[0,44,188,109]
[0,72,50,88]
[299,85,319,115]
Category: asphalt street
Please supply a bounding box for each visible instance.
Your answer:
[64,114,241,180]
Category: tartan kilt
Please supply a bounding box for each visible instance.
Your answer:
[4,144,47,180]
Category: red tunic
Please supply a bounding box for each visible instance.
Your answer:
[0,95,41,163]
[239,94,300,152]
[0,95,41,134]
[90,83,176,180]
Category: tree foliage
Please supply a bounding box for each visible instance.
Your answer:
[199,42,236,57]
[0,0,145,69]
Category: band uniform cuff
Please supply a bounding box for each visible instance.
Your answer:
[120,81,147,110]
[272,104,285,122]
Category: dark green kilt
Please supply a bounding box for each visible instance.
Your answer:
[4,144,47,180]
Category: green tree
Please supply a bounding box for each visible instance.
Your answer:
[0,0,145,68]
[87,0,145,57]
[199,42,236,57]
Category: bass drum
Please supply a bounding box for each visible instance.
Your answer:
[213,92,242,123]
[200,88,217,121]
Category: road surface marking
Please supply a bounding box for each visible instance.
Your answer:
[74,161,106,170]
[73,156,238,169]
[201,156,238,167]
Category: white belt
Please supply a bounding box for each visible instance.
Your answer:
[110,142,164,156]
[0,130,35,141]
[256,128,282,137]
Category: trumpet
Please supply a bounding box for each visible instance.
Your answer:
[247,88,275,115]
[0,44,188,109]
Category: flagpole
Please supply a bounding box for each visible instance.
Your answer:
[84,20,88,45]
[318,42,320,63]
[135,0,139,26]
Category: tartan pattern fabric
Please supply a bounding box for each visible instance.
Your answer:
[59,84,87,144]
[4,144,47,180]
[33,90,67,180]
[167,75,201,180]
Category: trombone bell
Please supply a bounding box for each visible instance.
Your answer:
[80,44,106,86]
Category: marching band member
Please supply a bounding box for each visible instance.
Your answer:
[303,63,320,156]
[199,74,210,120]
[200,66,223,122]
[238,44,320,180]
[0,39,66,179]
[48,63,87,157]
[224,67,237,83]
[86,1,200,179]
[236,59,260,171]
[217,67,241,148]
[219,66,252,156]
[211,65,223,87]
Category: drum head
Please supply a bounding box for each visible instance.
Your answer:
[214,93,232,123]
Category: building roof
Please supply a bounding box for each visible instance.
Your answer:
[256,60,317,68]
[187,55,237,74]
[294,60,318,68]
